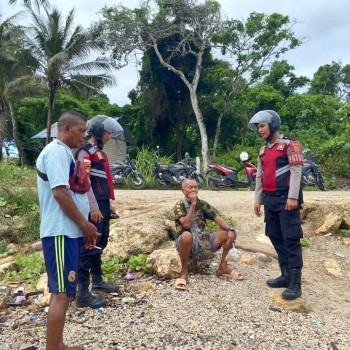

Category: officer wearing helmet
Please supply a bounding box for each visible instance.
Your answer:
[75,115,123,308]
[248,110,304,300]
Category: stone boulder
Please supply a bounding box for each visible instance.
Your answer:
[147,246,181,279]
[301,202,350,235]
[105,209,174,259]
[323,259,342,278]
[36,273,50,306]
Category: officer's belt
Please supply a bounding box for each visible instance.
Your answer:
[264,190,288,196]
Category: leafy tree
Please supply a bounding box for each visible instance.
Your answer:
[309,61,350,100]
[24,5,114,143]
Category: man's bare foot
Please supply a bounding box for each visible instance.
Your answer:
[217,266,232,275]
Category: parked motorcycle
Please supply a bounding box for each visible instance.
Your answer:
[301,153,327,191]
[153,147,205,190]
[206,152,257,191]
[110,155,146,190]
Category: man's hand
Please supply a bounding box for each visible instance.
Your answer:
[90,209,103,224]
[286,198,298,210]
[254,203,262,217]
[81,221,101,249]
[188,192,197,204]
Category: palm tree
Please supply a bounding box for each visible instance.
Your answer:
[0,12,40,162]
[24,5,114,143]
[8,0,50,12]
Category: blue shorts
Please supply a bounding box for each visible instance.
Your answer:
[42,236,84,297]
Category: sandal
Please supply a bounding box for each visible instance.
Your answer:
[216,270,245,281]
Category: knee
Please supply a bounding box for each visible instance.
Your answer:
[179,231,192,245]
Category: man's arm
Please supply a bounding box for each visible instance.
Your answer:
[214,215,237,241]
[52,186,100,248]
[254,157,263,217]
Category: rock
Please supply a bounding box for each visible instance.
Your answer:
[105,209,170,259]
[268,290,312,314]
[324,259,342,277]
[5,243,19,253]
[0,261,13,275]
[129,281,155,292]
[256,234,272,245]
[239,255,256,265]
[27,241,42,252]
[256,253,272,264]
[147,248,181,279]
[36,273,50,306]
[314,213,342,235]
[343,238,350,246]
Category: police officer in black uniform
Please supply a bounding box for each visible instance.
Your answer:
[248,110,304,300]
[75,115,123,308]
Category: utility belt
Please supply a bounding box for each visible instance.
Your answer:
[264,190,289,196]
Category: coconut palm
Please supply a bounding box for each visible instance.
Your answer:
[8,0,50,12]
[24,5,114,143]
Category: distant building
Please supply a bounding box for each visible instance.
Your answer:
[31,118,135,163]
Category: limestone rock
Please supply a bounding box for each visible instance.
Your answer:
[5,243,19,253]
[256,234,272,245]
[314,213,342,235]
[36,273,50,306]
[239,255,256,265]
[105,209,170,259]
[27,241,42,252]
[256,253,273,264]
[268,290,312,314]
[324,259,342,277]
[147,248,181,279]
[343,237,350,246]
[0,261,13,275]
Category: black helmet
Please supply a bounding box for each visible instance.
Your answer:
[248,110,281,133]
[87,115,123,140]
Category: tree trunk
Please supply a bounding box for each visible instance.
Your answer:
[175,122,182,161]
[212,111,224,161]
[188,89,210,172]
[46,83,58,144]
[0,97,7,161]
[8,101,26,165]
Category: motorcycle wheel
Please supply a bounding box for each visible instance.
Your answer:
[128,173,146,190]
[249,177,256,191]
[153,174,171,190]
[205,169,223,189]
[207,177,221,191]
[316,173,327,191]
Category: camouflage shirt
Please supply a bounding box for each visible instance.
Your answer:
[174,198,217,237]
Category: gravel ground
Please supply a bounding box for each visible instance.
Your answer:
[1,190,350,350]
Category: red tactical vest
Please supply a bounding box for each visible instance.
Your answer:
[259,139,291,193]
[76,143,115,201]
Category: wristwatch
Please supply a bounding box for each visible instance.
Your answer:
[228,226,235,232]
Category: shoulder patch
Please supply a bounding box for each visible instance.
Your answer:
[287,140,304,166]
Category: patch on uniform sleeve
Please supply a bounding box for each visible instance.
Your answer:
[83,156,91,175]
[287,140,304,166]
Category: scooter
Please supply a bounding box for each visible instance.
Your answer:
[153,147,205,190]
[206,151,257,191]
[301,153,327,191]
[110,155,146,190]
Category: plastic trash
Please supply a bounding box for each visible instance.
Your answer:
[225,245,242,262]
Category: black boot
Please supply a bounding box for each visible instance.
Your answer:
[76,283,108,308]
[91,275,119,293]
[266,265,289,288]
[282,268,302,300]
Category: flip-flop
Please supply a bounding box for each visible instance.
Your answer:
[174,278,188,290]
[216,270,245,281]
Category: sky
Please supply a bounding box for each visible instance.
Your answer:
[2,0,350,107]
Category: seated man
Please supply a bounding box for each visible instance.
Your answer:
[174,179,244,290]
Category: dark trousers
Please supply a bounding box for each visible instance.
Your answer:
[78,199,111,284]
[264,194,303,269]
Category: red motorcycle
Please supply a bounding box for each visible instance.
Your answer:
[206,152,257,191]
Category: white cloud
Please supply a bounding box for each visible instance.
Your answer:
[2,0,350,106]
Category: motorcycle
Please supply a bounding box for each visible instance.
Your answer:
[153,147,205,190]
[206,151,257,191]
[110,155,146,190]
[301,152,327,191]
